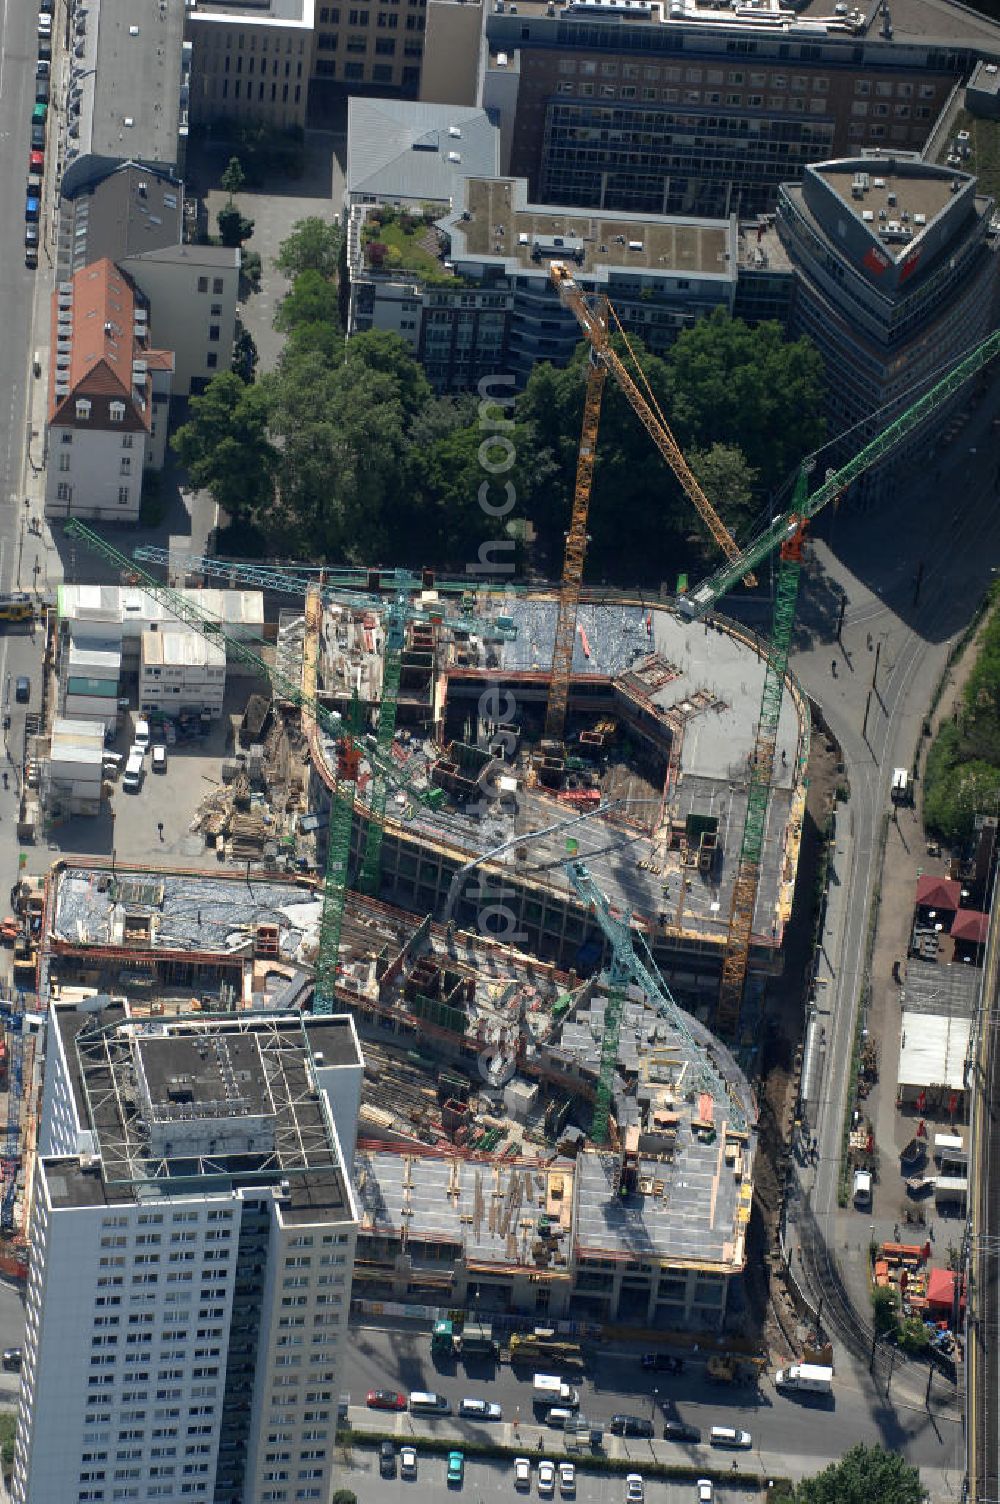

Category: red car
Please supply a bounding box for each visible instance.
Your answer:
[29,150,44,171]
[366,1389,407,1411]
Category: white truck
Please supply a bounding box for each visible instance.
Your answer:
[774,1363,834,1397]
[532,1374,579,1408]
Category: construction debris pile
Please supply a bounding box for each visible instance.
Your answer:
[191,718,312,867]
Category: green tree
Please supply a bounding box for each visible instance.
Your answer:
[871,1284,900,1337]
[171,373,276,524]
[897,1315,931,1355]
[331,1493,357,1504]
[268,348,408,558]
[794,1445,927,1504]
[923,721,1000,846]
[218,204,254,248]
[665,308,825,491]
[344,329,432,423]
[232,323,259,383]
[220,155,246,201]
[518,341,709,585]
[275,216,343,280]
[687,442,759,540]
[273,269,340,336]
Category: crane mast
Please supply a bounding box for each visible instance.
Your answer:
[131,544,515,900]
[545,261,755,742]
[691,326,1000,1032]
[65,521,443,1014]
[566,860,749,1139]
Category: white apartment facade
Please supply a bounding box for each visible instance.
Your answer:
[14,1004,362,1504]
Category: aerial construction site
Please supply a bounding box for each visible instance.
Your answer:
[32,256,958,1335]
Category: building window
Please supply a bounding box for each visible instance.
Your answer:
[121,458,131,475]
[209,325,220,343]
[207,353,218,369]
[213,278,224,295]
[75,399,91,420]
[57,482,72,501]
[118,487,130,505]
[855,79,871,96]
[59,453,71,472]
[109,400,126,423]
[122,434,133,449]
[61,431,73,444]
[198,277,208,293]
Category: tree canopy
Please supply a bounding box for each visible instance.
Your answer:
[273,269,340,336]
[665,308,826,491]
[171,373,276,522]
[923,587,1000,846]
[275,216,343,281]
[793,1445,927,1504]
[220,155,246,200]
[171,296,824,584]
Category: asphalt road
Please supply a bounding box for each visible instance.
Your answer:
[344,1322,961,1474]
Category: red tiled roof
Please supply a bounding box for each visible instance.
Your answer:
[951,909,989,945]
[49,258,151,431]
[915,874,962,912]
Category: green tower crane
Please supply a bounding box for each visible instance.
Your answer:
[678,324,1000,1034]
[65,521,444,1013]
[565,859,749,1142]
[131,545,516,897]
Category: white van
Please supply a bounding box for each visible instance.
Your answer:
[408,1392,450,1415]
[710,1426,752,1449]
[891,768,910,806]
[122,751,144,793]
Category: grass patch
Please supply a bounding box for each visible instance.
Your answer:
[361,206,462,285]
[938,107,1000,204]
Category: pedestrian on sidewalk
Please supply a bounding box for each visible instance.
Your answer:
[157,822,164,842]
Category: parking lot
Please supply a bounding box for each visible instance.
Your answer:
[335,1450,756,1504]
[45,689,265,867]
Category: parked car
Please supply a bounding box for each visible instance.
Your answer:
[37,37,51,60]
[447,1451,464,1487]
[1,1348,21,1372]
[32,103,47,124]
[697,1483,714,1504]
[29,149,44,171]
[25,247,37,270]
[709,1426,752,1449]
[641,1352,684,1373]
[625,1476,644,1504]
[24,225,38,250]
[610,1415,653,1438]
[514,1457,531,1491]
[37,14,52,37]
[379,1442,397,1479]
[25,197,39,223]
[35,78,49,103]
[663,1421,701,1443]
[558,1463,575,1496]
[36,58,49,77]
[15,677,30,704]
[459,1397,501,1420]
[31,124,45,149]
[365,1389,406,1411]
[151,744,167,773]
[537,1461,555,1496]
[400,1446,417,1479]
